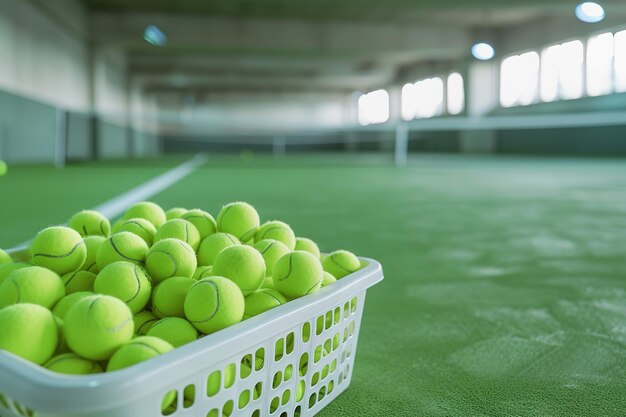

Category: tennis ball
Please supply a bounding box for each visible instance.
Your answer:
[113,218,157,246]
[165,207,187,220]
[0,262,29,285]
[152,276,195,318]
[261,276,274,289]
[295,237,321,258]
[61,270,96,294]
[0,160,6,176]
[255,221,296,250]
[181,209,217,239]
[320,271,337,288]
[107,336,173,371]
[253,239,290,277]
[193,265,213,280]
[96,232,149,270]
[197,233,240,266]
[134,311,159,335]
[146,317,198,347]
[207,363,253,404]
[184,276,244,334]
[68,210,111,237]
[30,226,87,275]
[155,219,201,251]
[212,245,266,295]
[273,251,323,299]
[0,266,65,309]
[322,250,361,279]
[44,353,103,375]
[52,291,95,319]
[64,295,134,360]
[146,238,197,283]
[0,303,58,364]
[80,235,105,273]
[94,262,152,313]
[244,288,286,319]
[122,201,166,228]
[0,249,12,265]
[216,202,260,242]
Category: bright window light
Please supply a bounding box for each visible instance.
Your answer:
[500,51,540,107]
[447,73,465,115]
[471,43,495,61]
[615,30,626,92]
[414,77,444,119]
[540,40,584,102]
[586,32,614,96]
[575,2,605,23]
[357,89,390,126]
[401,83,417,121]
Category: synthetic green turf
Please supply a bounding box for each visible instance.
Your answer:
[3,154,626,416]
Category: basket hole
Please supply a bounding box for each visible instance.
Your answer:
[295,405,302,417]
[350,297,357,314]
[206,409,219,417]
[321,364,329,380]
[272,371,283,389]
[270,396,280,413]
[161,390,177,415]
[341,352,347,363]
[285,332,294,355]
[223,399,234,416]
[343,302,350,319]
[275,338,285,362]
[296,380,305,402]
[207,370,221,397]
[325,311,333,330]
[318,386,327,401]
[301,322,311,342]
[281,389,291,406]
[239,389,251,409]
[323,339,331,355]
[251,410,260,417]
[254,382,263,400]
[255,348,265,371]
[330,359,337,373]
[328,381,335,395]
[314,345,323,364]
[349,321,355,337]
[343,328,348,343]
[308,393,317,409]
[183,384,195,406]
[241,354,253,378]
[315,315,324,335]
[311,371,320,387]
[284,364,293,381]
[225,363,236,389]
[333,307,341,325]
[280,413,288,417]
[299,353,309,376]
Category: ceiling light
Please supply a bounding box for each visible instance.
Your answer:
[144,25,167,46]
[575,2,605,23]
[471,43,495,61]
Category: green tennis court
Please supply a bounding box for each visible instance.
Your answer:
[2,154,624,416]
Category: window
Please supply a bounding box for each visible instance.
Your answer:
[401,83,417,121]
[587,32,614,96]
[540,40,584,102]
[500,51,540,107]
[357,89,389,126]
[615,30,626,93]
[414,77,444,118]
[447,73,465,115]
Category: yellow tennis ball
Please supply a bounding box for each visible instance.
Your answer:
[96,232,149,270]
[94,262,152,313]
[0,160,6,176]
[146,317,198,347]
[197,233,240,266]
[212,245,266,295]
[134,311,159,335]
[113,218,157,246]
[0,249,12,265]
[68,210,111,237]
[295,237,321,258]
[80,235,105,273]
[216,202,260,242]
[165,207,187,220]
[192,265,213,280]
[122,201,166,228]
[154,219,201,251]
[146,238,197,283]
[255,220,296,250]
[52,291,96,319]
[152,276,196,318]
[30,226,87,275]
[0,266,65,309]
[0,262,29,285]
[261,276,274,289]
[184,276,244,334]
[322,250,361,279]
[64,295,134,360]
[181,209,217,239]
[244,288,286,319]
[253,239,290,277]
[44,353,103,375]
[0,303,58,365]
[273,251,323,299]
[320,271,337,288]
[61,270,96,294]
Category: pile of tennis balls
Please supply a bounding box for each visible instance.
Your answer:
[0,201,363,381]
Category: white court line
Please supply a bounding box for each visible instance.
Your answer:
[8,154,207,253]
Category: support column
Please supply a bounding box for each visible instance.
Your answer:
[273,137,286,157]
[54,109,68,168]
[394,124,409,166]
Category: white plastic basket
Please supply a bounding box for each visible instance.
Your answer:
[0,254,383,417]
